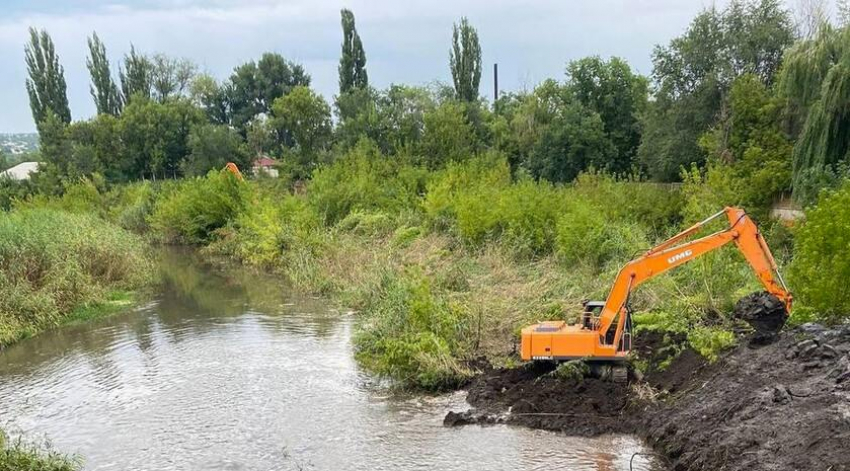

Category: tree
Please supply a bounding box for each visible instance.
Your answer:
[339,9,368,94]
[419,100,477,167]
[779,25,850,201]
[190,73,229,124]
[271,86,332,177]
[525,101,615,183]
[272,86,332,155]
[25,27,71,127]
[120,45,153,103]
[840,0,850,25]
[335,85,437,155]
[86,32,122,115]
[566,56,648,173]
[151,54,196,101]
[227,53,311,134]
[699,74,792,212]
[638,0,794,181]
[793,0,829,38]
[791,180,850,321]
[449,17,482,102]
[119,98,205,180]
[183,124,249,177]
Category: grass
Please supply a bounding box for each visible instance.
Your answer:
[0,432,81,471]
[0,208,153,349]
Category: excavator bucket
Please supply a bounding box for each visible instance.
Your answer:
[733,291,788,335]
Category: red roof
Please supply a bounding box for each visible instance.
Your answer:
[254,157,276,167]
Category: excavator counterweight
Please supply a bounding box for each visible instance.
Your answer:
[521,207,792,362]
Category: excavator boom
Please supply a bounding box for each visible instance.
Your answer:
[521,207,791,362]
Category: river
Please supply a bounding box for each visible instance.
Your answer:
[0,249,659,470]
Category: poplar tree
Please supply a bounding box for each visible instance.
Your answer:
[120,45,153,103]
[25,27,71,127]
[449,17,482,102]
[339,9,368,94]
[87,32,122,115]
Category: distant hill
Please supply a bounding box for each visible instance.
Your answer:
[0,133,39,156]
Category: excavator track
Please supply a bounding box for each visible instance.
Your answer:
[612,365,628,383]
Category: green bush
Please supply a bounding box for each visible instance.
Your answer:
[337,210,394,236]
[107,181,158,232]
[688,326,737,362]
[571,172,684,234]
[354,271,473,390]
[208,191,321,269]
[0,209,152,346]
[425,154,567,255]
[422,153,511,231]
[549,360,590,381]
[791,180,850,322]
[148,170,248,244]
[390,225,422,248]
[555,201,648,268]
[309,140,427,225]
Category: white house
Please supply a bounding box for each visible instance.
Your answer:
[0,162,40,180]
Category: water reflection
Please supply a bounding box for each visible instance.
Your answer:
[0,248,659,471]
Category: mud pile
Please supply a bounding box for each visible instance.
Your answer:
[732,291,788,336]
[448,324,850,471]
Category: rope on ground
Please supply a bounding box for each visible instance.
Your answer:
[630,451,673,471]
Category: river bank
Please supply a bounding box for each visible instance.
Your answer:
[446,324,850,471]
[0,208,153,351]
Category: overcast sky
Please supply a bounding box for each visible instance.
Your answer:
[0,0,790,133]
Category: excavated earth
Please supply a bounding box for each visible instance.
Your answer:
[445,323,850,471]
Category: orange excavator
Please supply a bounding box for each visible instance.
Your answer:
[223,162,244,180]
[521,207,792,374]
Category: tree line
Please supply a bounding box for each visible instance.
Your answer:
[18,1,850,207]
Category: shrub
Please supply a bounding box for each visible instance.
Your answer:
[0,209,152,346]
[309,140,427,225]
[550,360,590,382]
[425,154,568,255]
[0,431,80,471]
[791,180,850,322]
[496,179,564,255]
[208,191,321,269]
[555,201,648,268]
[688,326,737,362]
[390,225,422,248]
[148,170,248,244]
[107,181,158,232]
[423,152,511,231]
[571,172,684,235]
[337,210,394,236]
[354,271,473,390]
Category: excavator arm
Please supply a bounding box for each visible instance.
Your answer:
[597,207,792,349]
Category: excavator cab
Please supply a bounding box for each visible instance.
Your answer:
[580,301,604,330]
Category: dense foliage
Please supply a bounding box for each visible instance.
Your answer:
[0,208,152,347]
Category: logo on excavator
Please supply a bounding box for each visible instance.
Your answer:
[667,250,693,264]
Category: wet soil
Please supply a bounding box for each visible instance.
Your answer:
[447,323,850,471]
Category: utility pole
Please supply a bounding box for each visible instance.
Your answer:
[493,63,499,103]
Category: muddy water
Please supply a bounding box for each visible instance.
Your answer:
[0,249,660,471]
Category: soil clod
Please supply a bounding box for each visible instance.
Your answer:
[733,291,788,335]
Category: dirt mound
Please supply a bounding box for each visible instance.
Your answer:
[462,362,631,434]
[448,323,850,471]
[733,291,787,334]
